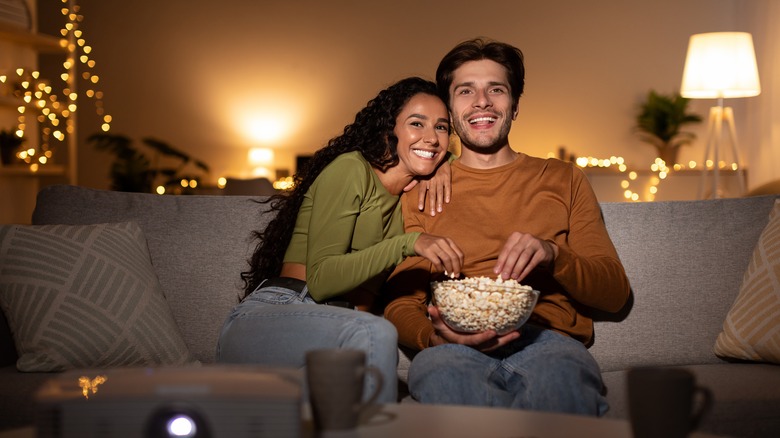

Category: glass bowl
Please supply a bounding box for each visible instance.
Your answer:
[431,277,539,335]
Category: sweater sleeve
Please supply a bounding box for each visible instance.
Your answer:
[304,157,420,301]
[550,167,631,312]
[384,189,437,351]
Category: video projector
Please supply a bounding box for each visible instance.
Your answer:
[34,365,302,437]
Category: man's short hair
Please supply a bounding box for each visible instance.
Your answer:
[436,38,525,112]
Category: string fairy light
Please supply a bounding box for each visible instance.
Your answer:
[59,0,113,133]
[0,1,112,171]
[570,153,738,202]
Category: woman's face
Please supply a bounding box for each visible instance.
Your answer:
[393,93,450,177]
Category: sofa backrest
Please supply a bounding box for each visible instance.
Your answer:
[7,185,778,372]
[591,194,779,371]
[30,185,273,363]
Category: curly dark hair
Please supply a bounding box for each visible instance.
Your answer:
[240,76,441,298]
[436,37,525,113]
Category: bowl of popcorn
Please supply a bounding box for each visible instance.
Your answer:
[431,276,539,335]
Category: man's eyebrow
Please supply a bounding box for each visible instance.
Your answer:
[453,80,509,90]
[453,81,475,89]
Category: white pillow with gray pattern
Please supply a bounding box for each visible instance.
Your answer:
[0,221,195,372]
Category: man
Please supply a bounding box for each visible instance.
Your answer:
[384,38,631,415]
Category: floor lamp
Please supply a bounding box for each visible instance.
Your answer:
[680,32,761,199]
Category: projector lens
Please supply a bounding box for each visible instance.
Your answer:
[167,415,196,437]
[146,405,210,438]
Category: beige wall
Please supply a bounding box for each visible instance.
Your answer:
[36,0,778,193]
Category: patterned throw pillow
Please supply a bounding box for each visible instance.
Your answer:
[714,199,780,363]
[0,222,195,372]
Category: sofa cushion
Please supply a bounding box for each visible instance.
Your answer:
[714,199,780,364]
[0,221,194,371]
[30,185,274,363]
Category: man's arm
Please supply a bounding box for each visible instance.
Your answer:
[490,164,629,313]
[551,168,630,312]
[384,258,437,351]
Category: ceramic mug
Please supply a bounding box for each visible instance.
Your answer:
[627,367,713,438]
[305,349,383,431]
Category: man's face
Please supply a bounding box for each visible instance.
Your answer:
[448,59,516,152]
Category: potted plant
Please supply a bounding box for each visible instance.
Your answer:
[635,90,702,165]
[0,129,24,166]
[88,133,210,193]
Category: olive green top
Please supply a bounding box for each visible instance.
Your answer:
[284,151,420,302]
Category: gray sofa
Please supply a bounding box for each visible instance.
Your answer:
[1,185,779,437]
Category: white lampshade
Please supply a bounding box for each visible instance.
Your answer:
[680,32,761,99]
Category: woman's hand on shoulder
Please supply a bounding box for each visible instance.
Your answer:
[414,158,452,217]
[413,233,463,278]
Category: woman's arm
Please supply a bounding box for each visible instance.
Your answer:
[304,156,419,301]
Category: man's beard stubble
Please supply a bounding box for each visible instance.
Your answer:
[452,115,513,155]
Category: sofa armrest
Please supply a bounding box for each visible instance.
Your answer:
[0,308,17,367]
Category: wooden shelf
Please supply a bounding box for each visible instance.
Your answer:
[0,22,64,53]
[0,164,65,177]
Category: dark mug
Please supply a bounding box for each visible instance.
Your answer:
[305,349,383,431]
[627,367,713,438]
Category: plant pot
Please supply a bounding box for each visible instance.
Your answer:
[1,147,18,166]
[656,145,680,166]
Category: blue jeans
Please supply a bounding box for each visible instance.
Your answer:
[216,281,398,403]
[408,325,608,415]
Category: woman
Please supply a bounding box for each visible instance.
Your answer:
[217,77,464,403]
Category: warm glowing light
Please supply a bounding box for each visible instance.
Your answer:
[217,177,227,188]
[246,117,289,143]
[156,186,166,195]
[251,167,273,178]
[681,32,760,99]
[78,375,107,399]
[248,148,274,166]
[273,176,295,190]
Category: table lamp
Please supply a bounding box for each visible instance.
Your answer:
[680,31,761,199]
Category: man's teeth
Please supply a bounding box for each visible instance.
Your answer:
[413,149,435,158]
[469,116,496,124]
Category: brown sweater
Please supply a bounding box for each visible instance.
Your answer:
[383,154,631,350]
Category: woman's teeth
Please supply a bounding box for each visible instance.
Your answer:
[413,149,435,158]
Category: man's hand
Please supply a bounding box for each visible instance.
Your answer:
[428,306,520,352]
[414,234,464,278]
[416,159,452,216]
[494,232,559,282]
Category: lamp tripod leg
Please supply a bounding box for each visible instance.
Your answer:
[699,106,721,199]
[722,107,746,195]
